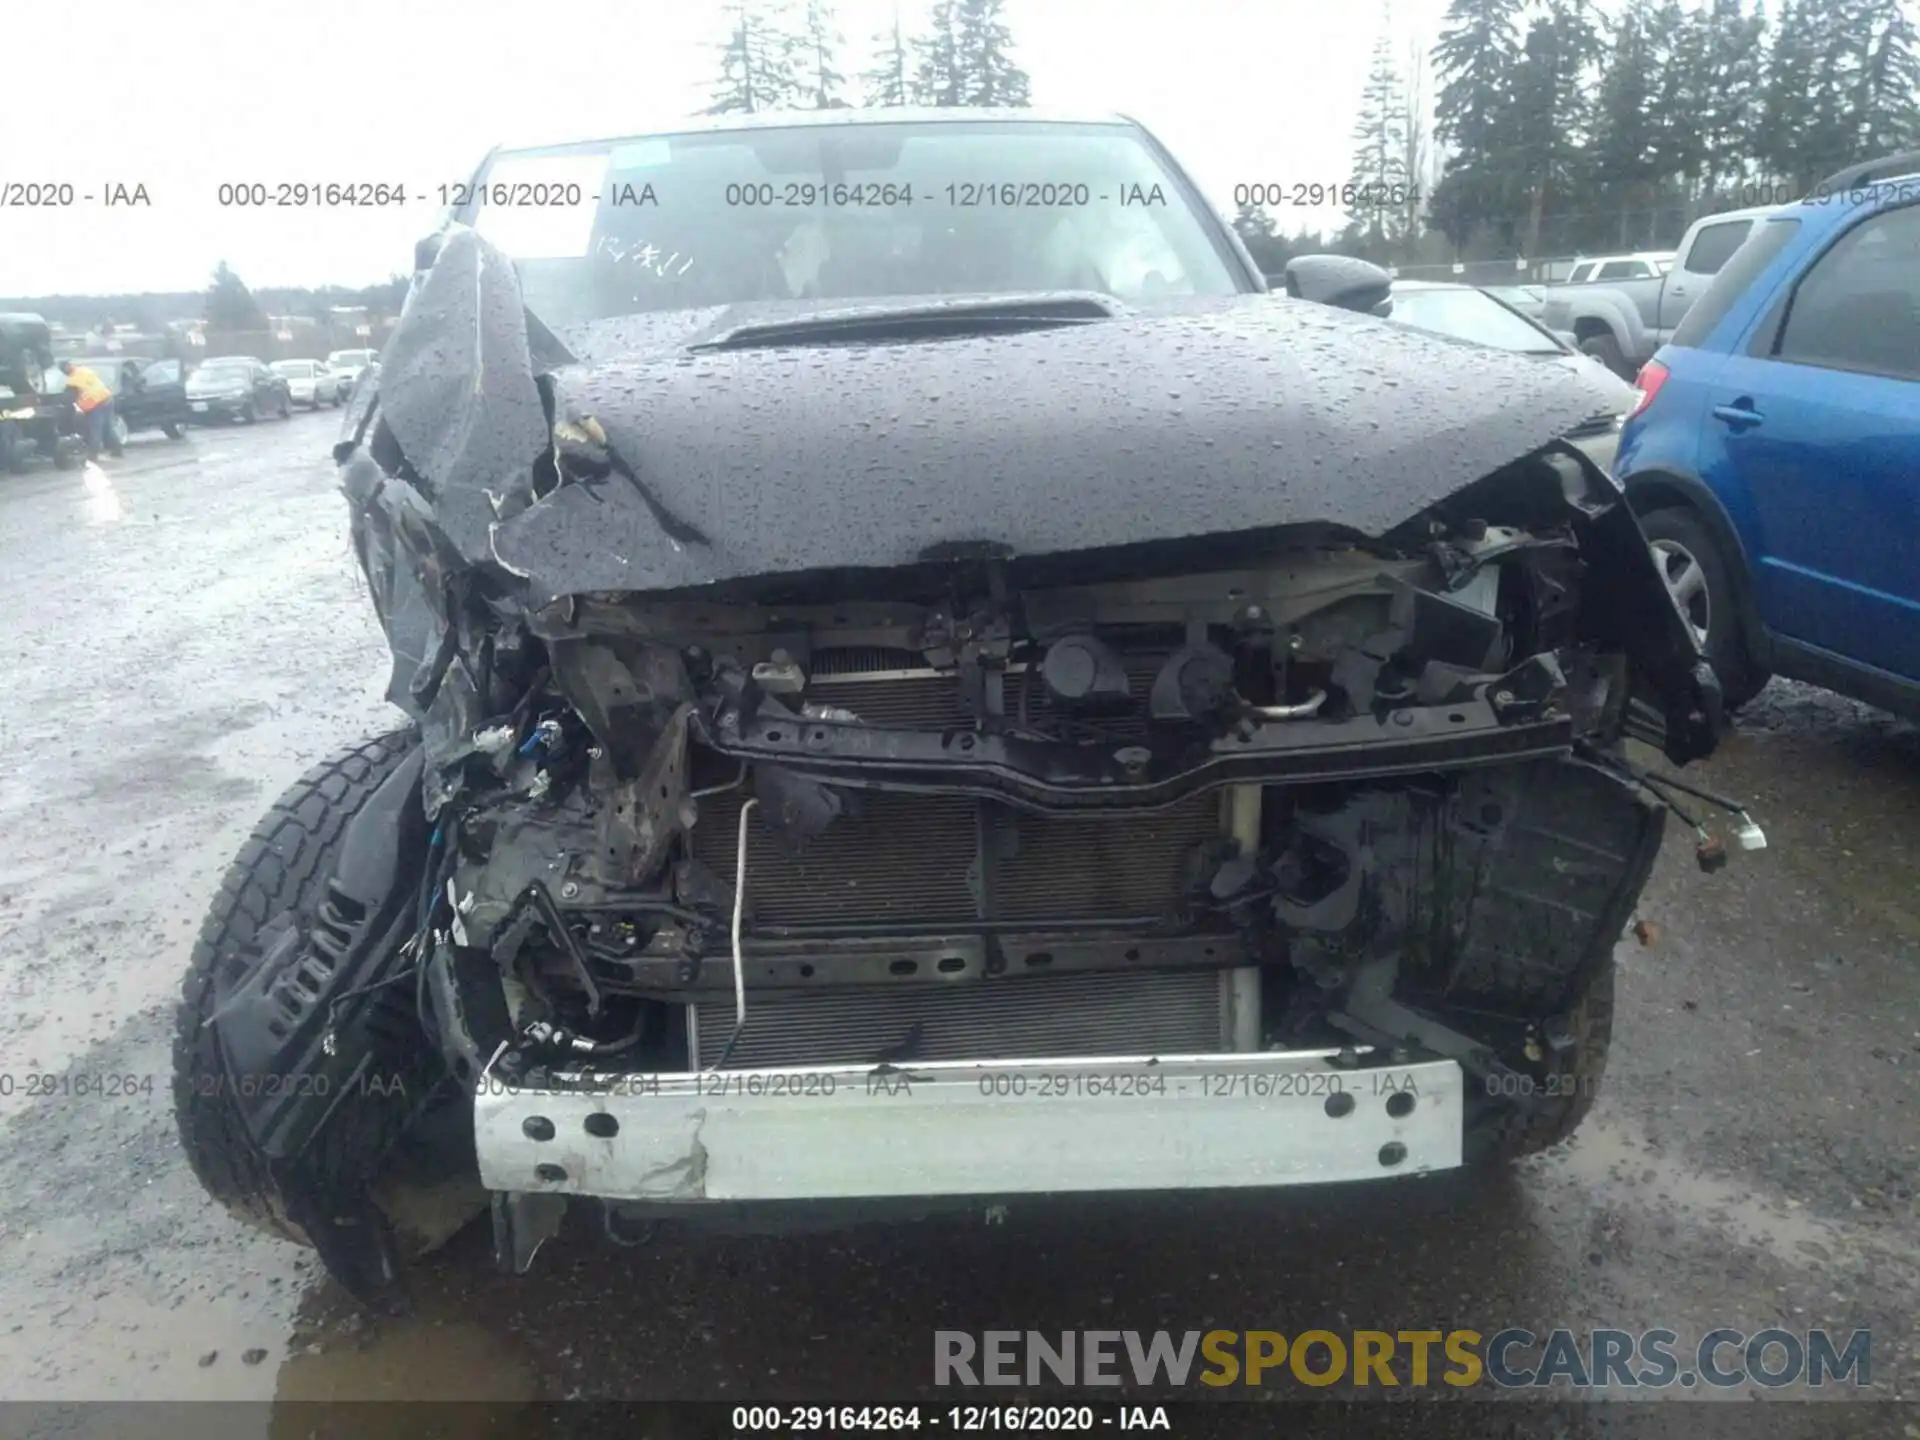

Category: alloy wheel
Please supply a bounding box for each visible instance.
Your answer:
[1650,538,1711,648]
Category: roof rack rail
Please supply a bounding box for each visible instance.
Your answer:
[1806,152,1920,196]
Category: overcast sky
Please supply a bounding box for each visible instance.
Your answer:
[3,0,1450,297]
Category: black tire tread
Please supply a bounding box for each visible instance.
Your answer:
[172,729,418,1243]
[1579,330,1633,379]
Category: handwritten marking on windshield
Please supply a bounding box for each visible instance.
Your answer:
[595,236,694,278]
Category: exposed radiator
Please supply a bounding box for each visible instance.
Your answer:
[693,968,1227,1068]
[692,791,977,926]
[689,790,1220,929]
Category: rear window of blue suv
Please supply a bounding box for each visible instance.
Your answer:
[1751,205,1920,378]
[1668,218,1801,349]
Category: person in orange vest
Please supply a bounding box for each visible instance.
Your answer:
[59,360,122,459]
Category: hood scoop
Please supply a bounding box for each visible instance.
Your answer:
[687,293,1121,352]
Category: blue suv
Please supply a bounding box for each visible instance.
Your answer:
[1615,153,1920,719]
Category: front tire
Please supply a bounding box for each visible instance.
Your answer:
[1579,331,1632,379]
[1638,505,1768,709]
[172,730,480,1254]
[161,421,183,439]
[242,401,258,424]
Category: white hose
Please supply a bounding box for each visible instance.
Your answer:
[730,796,758,1032]
[1254,689,1328,719]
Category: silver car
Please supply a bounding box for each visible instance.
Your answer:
[326,348,379,399]
[269,359,342,409]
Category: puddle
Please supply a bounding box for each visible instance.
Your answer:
[242,1273,544,1439]
[1540,1119,1850,1260]
[81,463,125,525]
[277,1314,538,1404]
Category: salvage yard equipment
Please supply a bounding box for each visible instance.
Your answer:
[0,314,87,472]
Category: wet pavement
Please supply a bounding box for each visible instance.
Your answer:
[0,414,1915,1437]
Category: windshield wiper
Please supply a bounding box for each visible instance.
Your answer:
[687,294,1121,352]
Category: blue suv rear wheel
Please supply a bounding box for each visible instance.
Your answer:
[1638,505,1769,709]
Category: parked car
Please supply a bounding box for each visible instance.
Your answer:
[184,356,293,423]
[1382,279,1635,469]
[170,107,1731,1312]
[1560,251,1676,286]
[1541,218,1772,377]
[1616,152,1920,719]
[326,348,379,397]
[271,358,343,408]
[75,355,191,439]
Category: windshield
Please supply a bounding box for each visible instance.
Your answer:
[461,120,1245,330]
[328,351,371,366]
[1387,287,1565,354]
[198,359,251,375]
[271,361,312,376]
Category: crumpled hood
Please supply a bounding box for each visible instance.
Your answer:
[369,227,1627,600]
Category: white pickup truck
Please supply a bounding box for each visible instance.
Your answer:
[1540,206,1775,376]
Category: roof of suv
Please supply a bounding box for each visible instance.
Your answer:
[1809,151,1920,192]
[1692,205,1779,226]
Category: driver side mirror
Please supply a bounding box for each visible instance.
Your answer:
[414,231,445,273]
[1280,254,1394,317]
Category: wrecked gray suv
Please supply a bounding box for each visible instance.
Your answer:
[172,110,1735,1312]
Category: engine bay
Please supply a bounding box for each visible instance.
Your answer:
[322,448,1711,1092]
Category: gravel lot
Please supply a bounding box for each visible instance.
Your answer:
[0,414,1914,1438]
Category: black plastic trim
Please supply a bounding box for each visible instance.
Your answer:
[1769,637,1920,723]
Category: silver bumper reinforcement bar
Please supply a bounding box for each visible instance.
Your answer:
[473,1049,1464,1203]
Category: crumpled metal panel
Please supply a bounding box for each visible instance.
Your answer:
[489,295,1623,596]
[351,222,1628,609]
[340,223,1713,778]
[374,225,551,566]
